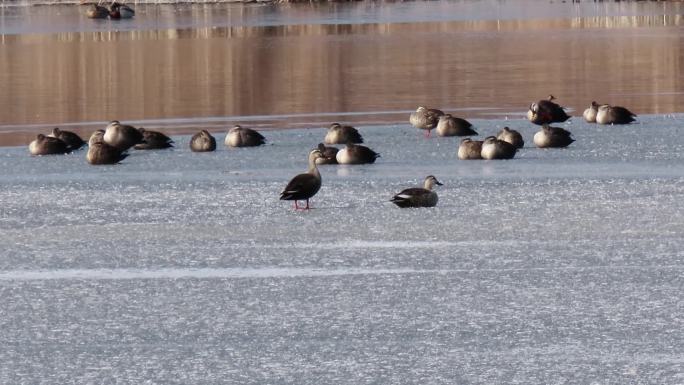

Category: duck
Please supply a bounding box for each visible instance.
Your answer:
[481,136,517,160]
[409,106,444,137]
[583,101,600,123]
[496,127,524,148]
[87,133,129,165]
[435,114,477,137]
[527,95,570,125]
[28,134,70,156]
[103,120,145,151]
[189,130,216,152]
[533,124,575,148]
[390,175,442,208]
[457,138,483,160]
[595,104,636,125]
[324,123,363,144]
[335,143,380,164]
[49,127,85,151]
[134,128,174,150]
[224,125,266,147]
[280,149,326,210]
[84,2,109,19]
[109,2,135,19]
[316,143,339,165]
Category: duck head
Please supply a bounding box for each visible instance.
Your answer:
[424,175,443,190]
[308,149,325,162]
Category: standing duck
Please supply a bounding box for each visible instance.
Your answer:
[335,143,380,165]
[109,2,135,19]
[50,127,85,151]
[316,143,339,165]
[457,138,483,160]
[324,123,363,144]
[189,130,216,152]
[87,132,129,165]
[496,127,524,148]
[134,128,174,150]
[533,124,575,148]
[595,104,636,125]
[84,2,109,19]
[104,120,145,151]
[583,101,600,123]
[481,136,517,160]
[435,114,477,137]
[527,95,570,125]
[225,125,266,147]
[390,175,442,208]
[28,134,70,156]
[410,106,445,137]
[280,149,326,210]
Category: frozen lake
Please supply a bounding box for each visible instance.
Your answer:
[0,116,682,383]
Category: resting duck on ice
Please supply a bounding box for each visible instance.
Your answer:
[390,175,442,208]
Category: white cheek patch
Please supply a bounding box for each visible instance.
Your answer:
[336,150,350,164]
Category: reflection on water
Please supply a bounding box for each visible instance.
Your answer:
[2,2,684,146]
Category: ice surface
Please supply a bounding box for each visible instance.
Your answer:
[0,116,683,384]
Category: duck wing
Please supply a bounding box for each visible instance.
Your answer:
[548,125,573,137]
[453,117,477,135]
[611,106,637,123]
[280,173,321,200]
[390,187,431,207]
[537,100,570,123]
[426,109,445,126]
[89,143,128,164]
[342,126,364,143]
[120,125,145,147]
[45,137,71,154]
[57,131,85,150]
[242,129,266,145]
[349,145,380,163]
[392,187,430,199]
[136,131,174,149]
[612,106,636,117]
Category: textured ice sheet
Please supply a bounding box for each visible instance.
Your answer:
[0,116,683,384]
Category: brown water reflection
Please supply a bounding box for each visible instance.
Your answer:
[2,15,684,146]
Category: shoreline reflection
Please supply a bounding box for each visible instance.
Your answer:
[1,11,684,146]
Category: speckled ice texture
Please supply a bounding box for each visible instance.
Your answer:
[0,116,682,384]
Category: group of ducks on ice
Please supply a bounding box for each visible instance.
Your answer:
[27,97,636,209]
